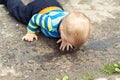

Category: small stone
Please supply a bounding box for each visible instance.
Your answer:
[16,24,19,27]
[94,78,108,80]
[116,78,120,80]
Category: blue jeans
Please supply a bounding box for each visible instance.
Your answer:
[0,0,63,24]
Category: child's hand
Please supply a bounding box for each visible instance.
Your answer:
[57,39,73,51]
[22,33,38,42]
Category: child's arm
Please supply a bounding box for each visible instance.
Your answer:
[22,14,41,41]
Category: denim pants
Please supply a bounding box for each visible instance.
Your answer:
[0,0,63,24]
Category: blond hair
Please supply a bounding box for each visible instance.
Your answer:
[62,11,91,47]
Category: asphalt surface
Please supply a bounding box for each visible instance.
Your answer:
[0,0,120,80]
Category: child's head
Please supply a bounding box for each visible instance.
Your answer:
[59,11,91,47]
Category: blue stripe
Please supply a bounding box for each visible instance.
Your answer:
[41,29,49,37]
[27,25,37,32]
[50,12,65,20]
[39,14,44,27]
[44,16,49,30]
[33,14,38,24]
[48,10,64,15]
[52,10,64,12]
[30,19,35,26]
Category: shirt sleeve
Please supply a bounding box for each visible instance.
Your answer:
[27,13,53,33]
[27,14,42,33]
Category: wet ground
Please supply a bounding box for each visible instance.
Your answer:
[0,0,120,80]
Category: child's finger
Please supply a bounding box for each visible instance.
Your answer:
[61,43,66,51]
[59,42,64,51]
[34,36,38,40]
[56,39,62,43]
[67,44,70,51]
[69,44,73,49]
[61,45,66,51]
[22,36,26,41]
[59,43,63,50]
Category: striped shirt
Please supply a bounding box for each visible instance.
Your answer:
[27,10,68,38]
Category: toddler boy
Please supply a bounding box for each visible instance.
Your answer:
[0,0,91,51]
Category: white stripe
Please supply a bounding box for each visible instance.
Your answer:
[48,11,60,16]
[52,16,64,26]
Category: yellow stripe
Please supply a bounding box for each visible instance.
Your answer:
[32,17,34,23]
[29,23,37,29]
[42,19,45,29]
[39,6,62,14]
[48,17,52,31]
[27,29,35,33]
[27,28,35,33]
[36,15,40,25]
